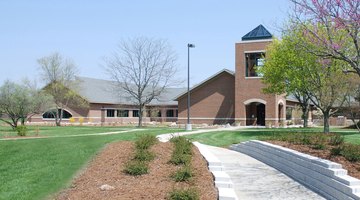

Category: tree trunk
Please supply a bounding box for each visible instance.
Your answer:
[323,111,330,134]
[138,105,143,127]
[55,108,61,126]
[21,117,26,125]
[301,105,309,128]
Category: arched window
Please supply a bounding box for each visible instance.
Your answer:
[42,109,73,119]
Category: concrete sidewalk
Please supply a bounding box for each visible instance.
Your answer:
[156,126,241,142]
[203,144,325,200]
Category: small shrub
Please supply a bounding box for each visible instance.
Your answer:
[135,134,157,150]
[124,161,148,176]
[16,125,27,136]
[69,117,76,123]
[340,144,360,162]
[171,136,193,155]
[168,188,199,200]
[170,153,191,165]
[330,146,343,156]
[328,134,344,146]
[134,149,155,161]
[79,117,84,125]
[171,165,193,182]
[310,133,327,150]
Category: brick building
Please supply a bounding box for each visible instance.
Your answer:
[28,25,309,127]
[177,25,298,127]
[29,77,185,125]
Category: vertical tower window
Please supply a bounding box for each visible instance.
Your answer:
[245,52,265,77]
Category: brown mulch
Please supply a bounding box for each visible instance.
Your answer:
[56,141,217,200]
[267,141,360,180]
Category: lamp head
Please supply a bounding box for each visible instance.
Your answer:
[188,44,195,48]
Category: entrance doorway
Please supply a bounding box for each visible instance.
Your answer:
[246,102,266,126]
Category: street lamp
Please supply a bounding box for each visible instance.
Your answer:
[186,43,195,131]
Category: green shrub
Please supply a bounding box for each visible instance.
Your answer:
[310,133,327,150]
[340,144,360,162]
[168,188,199,200]
[171,136,193,155]
[170,153,191,165]
[135,134,157,150]
[328,134,344,146]
[15,125,27,136]
[124,161,148,176]
[171,165,193,182]
[134,149,155,161]
[330,146,343,156]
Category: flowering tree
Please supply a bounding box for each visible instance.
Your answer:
[290,0,360,75]
[261,24,354,133]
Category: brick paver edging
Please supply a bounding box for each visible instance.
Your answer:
[193,142,238,200]
[230,140,360,200]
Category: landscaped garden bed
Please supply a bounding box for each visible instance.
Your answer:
[264,133,360,179]
[56,137,217,199]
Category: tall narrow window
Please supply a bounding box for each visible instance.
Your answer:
[286,107,293,120]
[166,110,174,117]
[107,109,115,117]
[133,110,139,117]
[245,52,265,77]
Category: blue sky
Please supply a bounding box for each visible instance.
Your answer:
[0,0,291,87]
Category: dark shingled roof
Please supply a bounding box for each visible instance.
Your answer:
[242,25,272,41]
[73,76,186,106]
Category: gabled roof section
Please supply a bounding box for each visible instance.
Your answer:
[242,25,273,41]
[174,69,235,100]
[72,76,185,105]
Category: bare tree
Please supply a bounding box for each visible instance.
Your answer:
[105,37,178,127]
[289,0,360,76]
[38,52,87,126]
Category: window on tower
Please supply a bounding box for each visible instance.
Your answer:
[245,52,265,77]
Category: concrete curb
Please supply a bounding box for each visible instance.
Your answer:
[193,142,238,200]
[230,140,360,200]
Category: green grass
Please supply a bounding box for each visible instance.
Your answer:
[0,126,183,200]
[0,125,184,138]
[186,128,360,147]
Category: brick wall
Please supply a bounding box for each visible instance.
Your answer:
[177,71,235,125]
[235,40,286,127]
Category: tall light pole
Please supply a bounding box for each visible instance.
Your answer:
[186,43,195,131]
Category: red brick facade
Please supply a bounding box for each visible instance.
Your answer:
[177,71,235,125]
[234,40,286,127]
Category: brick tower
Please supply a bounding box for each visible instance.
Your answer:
[234,25,286,127]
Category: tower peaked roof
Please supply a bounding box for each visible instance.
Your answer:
[241,25,272,41]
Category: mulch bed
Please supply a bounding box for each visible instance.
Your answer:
[267,141,360,180]
[56,141,217,200]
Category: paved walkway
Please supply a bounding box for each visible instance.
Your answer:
[204,144,325,200]
[156,126,241,142]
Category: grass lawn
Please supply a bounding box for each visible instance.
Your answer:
[0,125,184,138]
[0,126,183,200]
[186,127,360,147]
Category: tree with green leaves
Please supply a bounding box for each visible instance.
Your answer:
[38,53,88,126]
[260,36,313,128]
[0,80,52,129]
[261,25,354,133]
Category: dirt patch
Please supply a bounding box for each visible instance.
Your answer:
[267,141,360,180]
[56,141,217,200]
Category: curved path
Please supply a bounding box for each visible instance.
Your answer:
[204,144,325,200]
